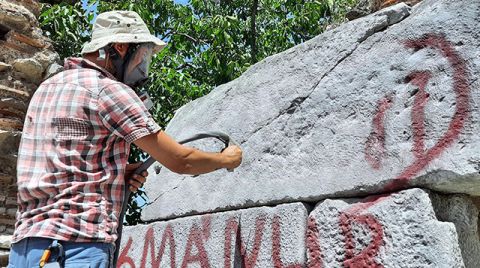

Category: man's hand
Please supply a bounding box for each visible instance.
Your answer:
[134,131,243,175]
[221,145,243,170]
[125,162,148,193]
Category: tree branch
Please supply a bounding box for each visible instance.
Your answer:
[167,28,207,44]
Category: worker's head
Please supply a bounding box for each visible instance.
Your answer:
[81,11,166,89]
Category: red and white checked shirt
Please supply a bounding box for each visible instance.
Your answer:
[13,58,160,244]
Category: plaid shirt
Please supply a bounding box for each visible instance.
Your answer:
[13,58,160,244]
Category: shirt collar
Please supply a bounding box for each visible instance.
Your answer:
[64,57,118,81]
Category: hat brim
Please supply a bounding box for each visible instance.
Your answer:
[81,33,167,55]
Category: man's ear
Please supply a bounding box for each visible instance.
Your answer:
[112,43,130,59]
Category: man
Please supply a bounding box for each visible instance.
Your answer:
[8,11,242,267]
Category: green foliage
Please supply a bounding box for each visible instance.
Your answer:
[39,0,358,225]
[39,2,93,59]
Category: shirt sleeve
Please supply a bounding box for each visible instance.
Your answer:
[97,82,161,143]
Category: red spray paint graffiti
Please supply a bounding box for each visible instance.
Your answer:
[118,35,471,268]
[140,225,176,268]
[306,216,323,268]
[366,33,471,190]
[118,214,303,268]
[181,220,211,268]
[320,34,471,267]
[365,96,393,170]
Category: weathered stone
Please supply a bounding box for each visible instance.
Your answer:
[0,130,21,155]
[0,40,36,63]
[0,250,8,268]
[5,31,46,54]
[143,0,480,222]
[347,0,423,20]
[0,85,30,101]
[307,188,464,267]
[12,58,43,84]
[119,203,307,267]
[431,193,480,267]
[0,97,26,120]
[4,197,16,208]
[5,209,15,218]
[34,50,59,70]
[0,118,22,131]
[0,235,11,249]
[44,62,63,79]
[0,62,11,73]
[0,218,15,227]
[0,1,36,33]
[15,33,46,49]
[4,0,40,17]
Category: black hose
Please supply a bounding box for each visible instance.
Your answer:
[112,131,235,267]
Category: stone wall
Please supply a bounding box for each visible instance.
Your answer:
[0,0,59,266]
[347,0,423,20]
[122,0,480,267]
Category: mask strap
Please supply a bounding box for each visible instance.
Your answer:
[97,48,106,61]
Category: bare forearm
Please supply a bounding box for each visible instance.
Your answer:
[134,131,241,175]
[177,146,228,175]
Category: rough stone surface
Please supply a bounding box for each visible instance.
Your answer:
[119,203,307,267]
[0,235,11,249]
[0,130,20,155]
[0,1,36,33]
[143,0,480,222]
[0,63,11,73]
[347,0,422,20]
[0,235,11,266]
[430,193,480,268]
[0,250,8,268]
[0,0,58,243]
[12,58,43,84]
[307,188,464,267]
[45,62,64,79]
[4,0,40,17]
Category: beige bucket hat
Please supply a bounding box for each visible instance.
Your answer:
[81,11,167,55]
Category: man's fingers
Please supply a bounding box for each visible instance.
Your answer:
[128,178,143,192]
[126,162,143,171]
[127,168,148,193]
[129,185,138,193]
[132,174,146,184]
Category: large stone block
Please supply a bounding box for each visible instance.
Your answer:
[0,1,36,33]
[0,235,11,249]
[430,193,480,268]
[307,188,465,267]
[0,62,11,73]
[0,250,8,268]
[4,0,40,17]
[12,58,43,84]
[347,0,422,20]
[119,203,307,268]
[143,0,480,221]
[0,130,21,155]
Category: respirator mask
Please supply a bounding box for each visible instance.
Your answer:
[103,43,154,90]
[99,43,155,109]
